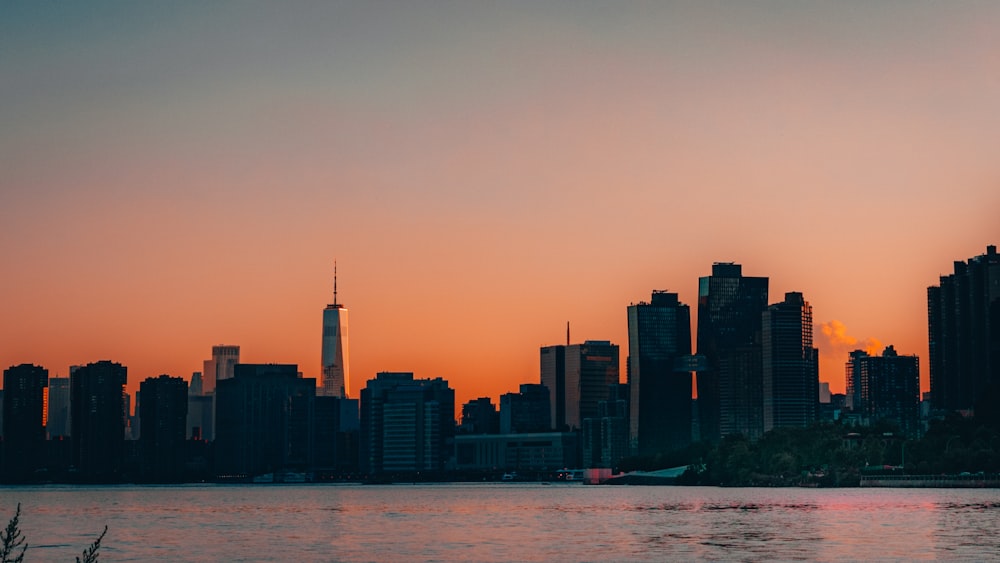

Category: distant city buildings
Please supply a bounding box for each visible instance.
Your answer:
[203,345,239,395]
[46,376,71,439]
[541,340,619,432]
[928,245,1000,413]
[321,264,350,398]
[138,375,188,482]
[2,364,48,481]
[762,291,819,431]
[460,397,499,434]
[697,263,769,441]
[71,360,127,482]
[844,346,921,436]
[627,291,693,457]
[499,384,550,434]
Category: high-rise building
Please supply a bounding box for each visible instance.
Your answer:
[627,291,693,456]
[138,375,188,482]
[696,262,769,441]
[314,395,360,475]
[582,383,630,468]
[762,292,819,431]
[928,245,1000,413]
[2,364,49,481]
[460,397,499,434]
[202,345,240,395]
[359,372,454,474]
[71,360,127,481]
[321,264,350,398]
[849,346,921,437]
[46,376,71,438]
[541,341,619,431]
[215,364,316,479]
[845,349,868,412]
[499,384,551,434]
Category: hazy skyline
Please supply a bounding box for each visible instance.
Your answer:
[2,2,998,407]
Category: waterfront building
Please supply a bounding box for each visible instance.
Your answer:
[321,264,350,398]
[499,384,551,434]
[138,375,188,482]
[71,360,127,481]
[360,372,454,474]
[541,341,619,431]
[2,364,49,481]
[848,346,921,436]
[696,263,769,441]
[460,397,499,434]
[627,291,693,456]
[582,383,629,468]
[928,245,1000,413]
[845,349,868,412]
[46,376,70,438]
[215,364,316,479]
[453,432,579,473]
[762,292,819,431]
[315,396,360,475]
[202,345,240,395]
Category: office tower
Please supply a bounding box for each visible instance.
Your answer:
[928,245,1000,412]
[189,371,204,396]
[500,384,551,434]
[315,395,360,475]
[540,345,566,430]
[627,291,693,456]
[762,292,820,431]
[696,263,769,441]
[138,375,188,482]
[202,345,240,395]
[215,364,315,478]
[541,341,619,431]
[360,372,454,474]
[71,360,127,481]
[460,397,499,434]
[851,346,921,436]
[582,383,630,468]
[2,364,49,481]
[47,376,71,439]
[321,264,350,398]
[845,350,868,411]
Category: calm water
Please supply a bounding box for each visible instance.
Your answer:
[2,483,999,561]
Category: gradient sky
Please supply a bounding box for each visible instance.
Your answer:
[2,2,998,409]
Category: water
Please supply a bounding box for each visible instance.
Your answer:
[2,483,998,561]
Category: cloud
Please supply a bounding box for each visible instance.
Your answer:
[818,320,883,356]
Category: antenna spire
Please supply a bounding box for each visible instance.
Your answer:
[566,321,570,346]
[333,261,338,306]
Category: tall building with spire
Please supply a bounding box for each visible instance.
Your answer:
[321,263,350,398]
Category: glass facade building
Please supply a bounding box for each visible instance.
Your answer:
[762,292,819,431]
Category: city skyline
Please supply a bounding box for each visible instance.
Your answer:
[2,3,999,409]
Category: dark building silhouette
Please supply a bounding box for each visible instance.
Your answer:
[460,397,499,434]
[360,372,454,475]
[583,383,629,468]
[71,360,127,481]
[540,345,566,430]
[845,349,868,412]
[46,376,71,439]
[2,364,49,481]
[138,375,188,482]
[928,245,1000,413]
[696,263,769,441]
[541,341,619,431]
[500,384,551,434]
[215,364,315,479]
[762,292,819,431]
[627,291,693,456]
[851,346,921,437]
[315,396,360,475]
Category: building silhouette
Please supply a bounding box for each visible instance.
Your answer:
[321,263,350,398]
[582,383,629,468]
[202,345,239,396]
[460,397,499,434]
[360,372,454,475]
[540,345,566,430]
[46,376,71,439]
[215,364,315,479]
[314,395,360,475]
[138,375,188,482]
[2,364,49,481]
[848,346,921,437]
[762,291,819,431]
[697,263,769,441]
[928,245,1000,413]
[541,341,619,431]
[71,360,127,482]
[499,384,551,434]
[627,291,693,456]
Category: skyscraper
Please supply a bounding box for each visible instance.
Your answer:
[696,262,769,442]
[46,376,71,438]
[71,360,127,481]
[2,364,49,481]
[850,346,921,437]
[540,345,566,430]
[762,292,819,431]
[202,345,240,395]
[928,245,1000,413]
[321,263,350,398]
[627,291,693,456]
[138,375,188,482]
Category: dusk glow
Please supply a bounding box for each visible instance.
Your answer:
[2,2,998,409]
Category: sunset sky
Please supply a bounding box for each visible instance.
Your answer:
[2,2,998,409]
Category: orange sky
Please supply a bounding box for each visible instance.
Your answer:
[1,3,998,409]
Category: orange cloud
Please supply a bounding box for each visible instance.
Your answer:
[818,320,883,356]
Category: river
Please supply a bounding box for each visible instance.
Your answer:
[2,483,997,561]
